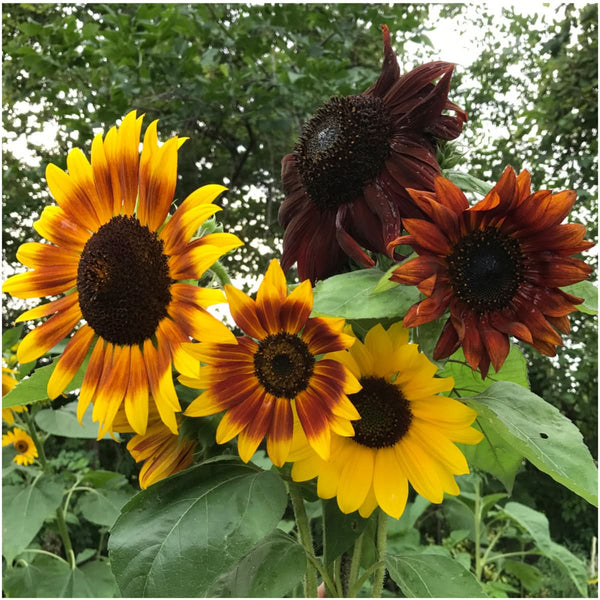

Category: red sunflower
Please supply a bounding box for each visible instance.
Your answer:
[390,166,594,377]
[279,25,467,283]
[181,259,361,467]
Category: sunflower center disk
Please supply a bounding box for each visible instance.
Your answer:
[294,95,392,210]
[15,441,29,453]
[351,377,412,449]
[77,215,172,345]
[254,332,315,398]
[447,227,524,313]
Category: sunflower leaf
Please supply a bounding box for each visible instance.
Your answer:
[463,381,598,506]
[385,550,485,597]
[312,269,420,320]
[564,279,598,315]
[108,461,288,597]
[2,356,90,410]
[35,401,113,440]
[500,502,588,597]
[207,530,305,597]
[2,325,23,354]
[2,474,65,564]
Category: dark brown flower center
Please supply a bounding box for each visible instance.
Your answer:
[254,332,314,398]
[447,227,524,313]
[77,215,172,345]
[294,95,392,210]
[350,377,412,448]
[15,440,29,453]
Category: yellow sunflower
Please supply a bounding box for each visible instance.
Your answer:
[126,413,196,490]
[2,427,38,466]
[3,111,242,438]
[2,366,27,424]
[181,259,361,467]
[288,322,483,519]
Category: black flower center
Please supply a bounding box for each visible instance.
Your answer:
[447,227,524,313]
[350,377,412,448]
[77,215,173,345]
[254,332,314,398]
[15,440,29,453]
[294,95,393,210]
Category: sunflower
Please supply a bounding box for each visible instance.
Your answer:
[181,259,361,467]
[2,427,38,466]
[126,414,197,489]
[279,25,467,283]
[2,366,27,424]
[3,111,242,438]
[389,166,594,377]
[288,322,483,519]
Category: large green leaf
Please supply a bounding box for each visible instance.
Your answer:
[77,487,136,528]
[2,555,118,598]
[2,474,65,564]
[440,346,530,397]
[459,420,523,494]
[385,551,485,597]
[501,502,588,597]
[563,280,598,315]
[2,325,23,354]
[35,401,111,440]
[311,269,420,319]
[463,382,598,506]
[208,530,305,597]
[108,460,288,597]
[322,497,370,565]
[2,356,89,410]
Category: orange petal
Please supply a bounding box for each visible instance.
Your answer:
[14,294,80,324]
[279,279,313,335]
[90,133,114,223]
[237,394,275,463]
[224,284,268,339]
[295,388,331,460]
[16,242,80,269]
[3,266,78,299]
[124,344,149,435]
[34,205,90,252]
[266,397,293,467]
[78,337,107,423]
[215,387,265,444]
[255,259,287,335]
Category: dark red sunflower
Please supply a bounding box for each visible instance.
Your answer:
[390,166,594,378]
[279,25,467,283]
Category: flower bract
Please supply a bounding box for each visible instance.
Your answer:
[279,24,467,283]
[2,427,38,466]
[3,111,243,438]
[181,259,361,466]
[288,322,482,519]
[390,166,594,377]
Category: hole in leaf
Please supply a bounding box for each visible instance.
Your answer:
[540,432,548,439]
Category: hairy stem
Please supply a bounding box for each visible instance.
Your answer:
[289,483,318,597]
[372,509,388,597]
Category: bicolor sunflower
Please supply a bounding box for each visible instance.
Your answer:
[279,25,467,283]
[3,111,242,438]
[2,427,38,466]
[181,259,361,466]
[390,166,594,377]
[126,414,197,489]
[288,322,482,519]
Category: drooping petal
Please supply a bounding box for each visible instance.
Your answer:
[373,447,409,519]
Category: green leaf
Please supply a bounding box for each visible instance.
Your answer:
[443,170,493,196]
[385,551,485,597]
[108,461,288,597]
[35,401,111,440]
[322,498,370,565]
[2,555,118,598]
[2,474,65,564]
[503,559,542,593]
[440,345,530,397]
[463,382,598,506]
[3,356,89,409]
[312,269,420,319]
[387,496,430,554]
[563,280,598,315]
[77,487,136,528]
[459,420,523,494]
[501,502,588,597]
[208,530,305,597]
[2,325,23,354]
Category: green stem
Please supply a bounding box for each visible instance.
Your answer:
[24,411,75,569]
[480,523,507,568]
[304,552,338,598]
[333,556,344,597]
[474,478,482,580]
[372,509,388,597]
[350,561,385,597]
[288,483,318,597]
[209,260,232,287]
[484,550,542,563]
[15,548,70,565]
[347,532,364,596]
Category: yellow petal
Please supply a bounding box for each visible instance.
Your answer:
[373,447,409,519]
[336,443,375,514]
